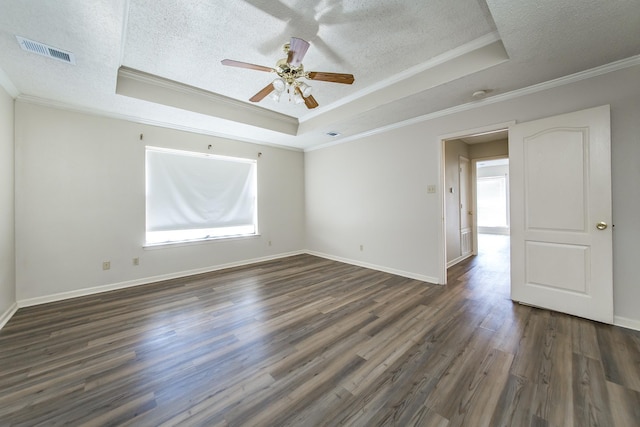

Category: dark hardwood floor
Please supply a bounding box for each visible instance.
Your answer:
[1,235,639,426]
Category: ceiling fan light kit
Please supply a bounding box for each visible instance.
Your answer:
[221,37,355,109]
[272,78,286,92]
[298,82,312,98]
[271,77,310,105]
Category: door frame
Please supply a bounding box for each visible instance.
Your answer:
[437,121,515,285]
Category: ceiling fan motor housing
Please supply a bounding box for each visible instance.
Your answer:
[276,58,307,84]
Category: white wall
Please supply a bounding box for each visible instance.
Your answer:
[305,64,640,325]
[14,102,305,303]
[7,64,640,329]
[305,127,441,282]
[469,139,508,159]
[0,85,16,322]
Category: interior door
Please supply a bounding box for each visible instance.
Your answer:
[509,105,613,323]
[459,156,472,256]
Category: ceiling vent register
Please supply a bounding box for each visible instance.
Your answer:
[16,36,76,64]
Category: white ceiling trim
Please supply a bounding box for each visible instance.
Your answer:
[305,54,640,152]
[11,55,640,154]
[299,39,509,136]
[116,66,298,135]
[15,94,304,152]
[300,32,503,124]
[479,54,640,111]
[3,0,639,151]
[115,33,508,140]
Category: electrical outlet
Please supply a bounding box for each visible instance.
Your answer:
[427,185,437,194]
[133,257,139,266]
[268,240,272,246]
[102,261,111,270]
[360,244,364,251]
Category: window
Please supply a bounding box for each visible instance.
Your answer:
[145,147,257,245]
[477,176,508,228]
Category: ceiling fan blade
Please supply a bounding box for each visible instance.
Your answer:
[249,84,275,102]
[221,59,275,73]
[304,94,319,109]
[287,37,310,67]
[307,71,355,84]
[296,87,318,109]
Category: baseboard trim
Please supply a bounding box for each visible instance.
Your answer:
[614,315,640,332]
[0,302,18,330]
[16,250,437,308]
[10,252,639,332]
[17,251,305,308]
[447,253,474,268]
[306,251,439,284]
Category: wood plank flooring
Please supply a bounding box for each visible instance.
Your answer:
[1,235,639,426]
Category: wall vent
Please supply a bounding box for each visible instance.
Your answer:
[16,36,76,64]
[461,229,472,256]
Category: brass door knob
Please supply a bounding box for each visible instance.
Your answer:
[596,221,607,230]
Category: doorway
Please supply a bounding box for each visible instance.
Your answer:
[439,124,511,284]
[439,107,612,323]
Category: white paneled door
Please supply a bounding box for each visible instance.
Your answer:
[509,105,613,323]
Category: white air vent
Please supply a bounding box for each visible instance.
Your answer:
[16,36,76,64]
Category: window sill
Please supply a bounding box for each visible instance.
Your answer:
[143,233,261,250]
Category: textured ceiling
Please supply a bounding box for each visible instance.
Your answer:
[122,0,496,119]
[0,0,639,150]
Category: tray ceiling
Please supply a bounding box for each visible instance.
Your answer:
[0,0,639,150]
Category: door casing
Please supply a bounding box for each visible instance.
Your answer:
[438,121,514,284]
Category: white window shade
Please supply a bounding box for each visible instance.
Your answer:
[146,147,257,245]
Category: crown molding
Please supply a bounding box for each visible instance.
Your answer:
[297,38,509,136]
[11,53,640,154]
[15,95,303,152]
[117,67,293,121]
[117,66,299,135]
[305,54,640,152]
[300,32,503,123]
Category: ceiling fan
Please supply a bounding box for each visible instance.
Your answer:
[221,37,355,109]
